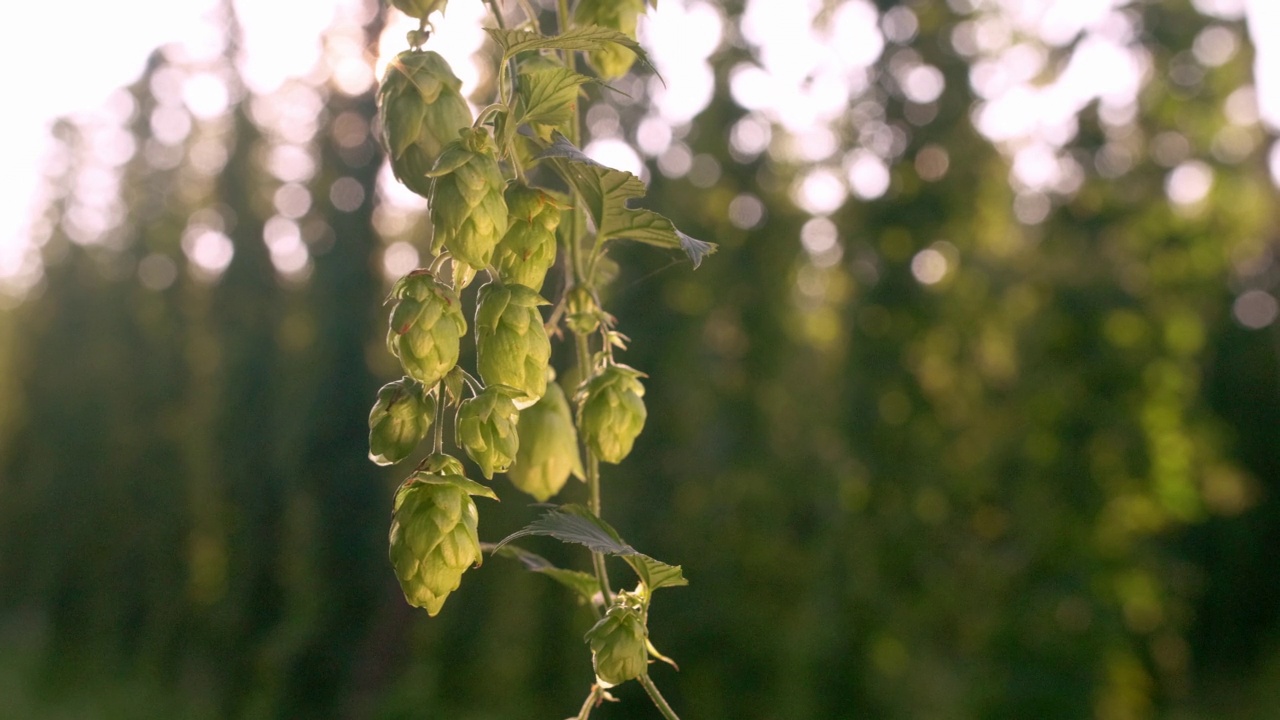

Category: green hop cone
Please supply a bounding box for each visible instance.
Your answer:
[574,0,645,79]
[386,270,467,387]
[455,385,521,480]
[368,377,435,466]
[585,600,649,687]
[388,455,498,616]
[566,285,602,336]
[390,0,446,20]
[577,364,647,464]
[508,377,583,501]
[377,50,473,198]
[475,282,551,407]
[493,185,561,291]
[427,128,509,288]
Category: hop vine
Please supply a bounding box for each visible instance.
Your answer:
[366,1,713,717]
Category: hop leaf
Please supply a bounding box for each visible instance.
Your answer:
[368,378,435,465]
[475,282,552,407]
[456,385,521,480]
[388,456,498,615]
[377,51,474,198]
[493,184,562,291]
[428,128,509,288]
[574,0,646,79]
[507,378,583,501]
[386,270,467,387]
[577,364,647,464]
[585,598,649,686]
[516,55,591,141]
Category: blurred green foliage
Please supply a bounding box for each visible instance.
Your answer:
[2,1,1279,718]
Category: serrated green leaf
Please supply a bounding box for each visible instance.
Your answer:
[518,67,592,129]
[485,26,654,74]
[483,543,600,602]
[494,504,635,556]
[537,134,717,267]
[623,553,688,592]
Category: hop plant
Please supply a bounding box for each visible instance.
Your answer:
[377,50,473,198]
[456,385,521,480]
[508,377,583,501]
[388,454,498,616]
[475,282,552,407]
[369,377,435,466]
[427,127,509,288]
[386,270,467,387]
[584,597,649,687]
[493,184,561,291]
[578,364,647,464]
[574,0,645,79]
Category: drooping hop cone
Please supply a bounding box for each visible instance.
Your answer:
[508,379,583,501]
[585,601,649,687]
[574,0,645,79]
[368,377,435,466]
[493,184,561,291]
[386,270,466,387]
[427,128,509,288]
[389,0,447,20]
[388,454,498,615]
[577,364,647,464]
[475,282,551,407]
[455,385,521,480]
[377,49,473,198]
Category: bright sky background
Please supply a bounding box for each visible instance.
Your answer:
[1,0,1277,299]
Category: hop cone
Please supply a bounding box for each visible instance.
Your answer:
[585,601,648,687]
[368,377,435,466]
[578,364,647,464]
[386,270,466,387]
[427,128,509,288]
[456,385,521,480]
[493,185,560,291]
[389,454,497,616]
[508,379,583,501]
[377,50,473,198]
[390,0,446,20]
[475,282,551,407]
[574,0,645,79]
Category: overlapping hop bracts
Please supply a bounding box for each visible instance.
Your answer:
[584,599,649,686]
[455,385,521,479]
[577,364,647,464]
[389,0,446,20]
[508,377,583,501]
[574,0,645,79]
[475,282,551,407]
[427,127,509,289]
[493,184,560,291]
[386,270,466,387]
[388,454,497,616]
[377,50,473,198]
[368,377,435,465]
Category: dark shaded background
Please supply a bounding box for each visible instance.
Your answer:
[2,0,1279,718]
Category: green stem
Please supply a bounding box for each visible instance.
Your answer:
[574,685,604,720]
[575,328,612,604]
[639,674,681,720]
[432,381,445,453]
